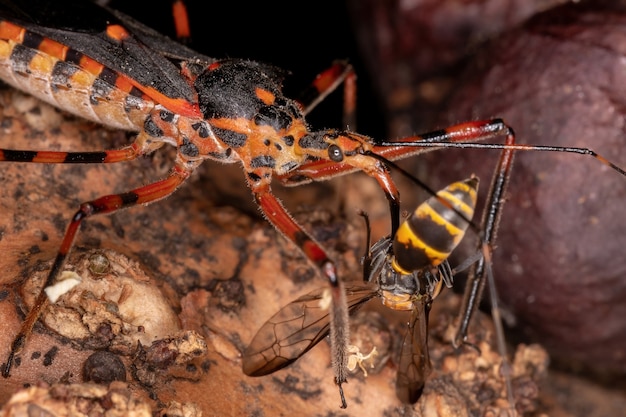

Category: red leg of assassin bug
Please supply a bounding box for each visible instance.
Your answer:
[2,163,192,377]
[171,0,191,43]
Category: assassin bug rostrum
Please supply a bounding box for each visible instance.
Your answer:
[0,0,624,412]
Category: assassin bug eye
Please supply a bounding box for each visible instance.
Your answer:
[328,144,344,162]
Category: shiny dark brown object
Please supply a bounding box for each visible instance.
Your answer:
[83,351,127,384]
[349,0,626,375]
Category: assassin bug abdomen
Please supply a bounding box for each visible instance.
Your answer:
[0,0,211,131]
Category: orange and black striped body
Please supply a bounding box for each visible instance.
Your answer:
[0,19,154,130]
[0,0,207,129]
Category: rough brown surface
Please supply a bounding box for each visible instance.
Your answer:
[0,85,547,415]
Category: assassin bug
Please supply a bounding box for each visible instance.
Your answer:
[243,133,516,407]
[0,0,624,403]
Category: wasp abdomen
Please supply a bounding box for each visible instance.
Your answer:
[392,178,478,273]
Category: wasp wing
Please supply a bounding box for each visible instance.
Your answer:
[395,301,433,404]
[242,283,378,377]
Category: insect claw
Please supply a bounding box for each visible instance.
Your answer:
[2,358,12,378]
[337,382,347,409]
[2,336,23,378]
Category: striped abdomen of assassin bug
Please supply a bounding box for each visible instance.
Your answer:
[0,21,156,131]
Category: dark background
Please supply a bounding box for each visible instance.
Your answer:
[107,0,387,141]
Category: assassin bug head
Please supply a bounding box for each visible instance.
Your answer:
[297,130,375,164]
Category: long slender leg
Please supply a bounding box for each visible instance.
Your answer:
[2,163,192,377]
[456,128,517,410]
[454,129,516,348]
[0,124,169,165]
[251,180,351,407]
[0,144,144,164]
[296,61,356,127]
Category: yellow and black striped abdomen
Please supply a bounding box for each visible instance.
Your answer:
[392,178,478,274]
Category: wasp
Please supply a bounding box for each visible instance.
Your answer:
[242,128,516,408]
[0,0,624,402]
[242,176,479,404]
